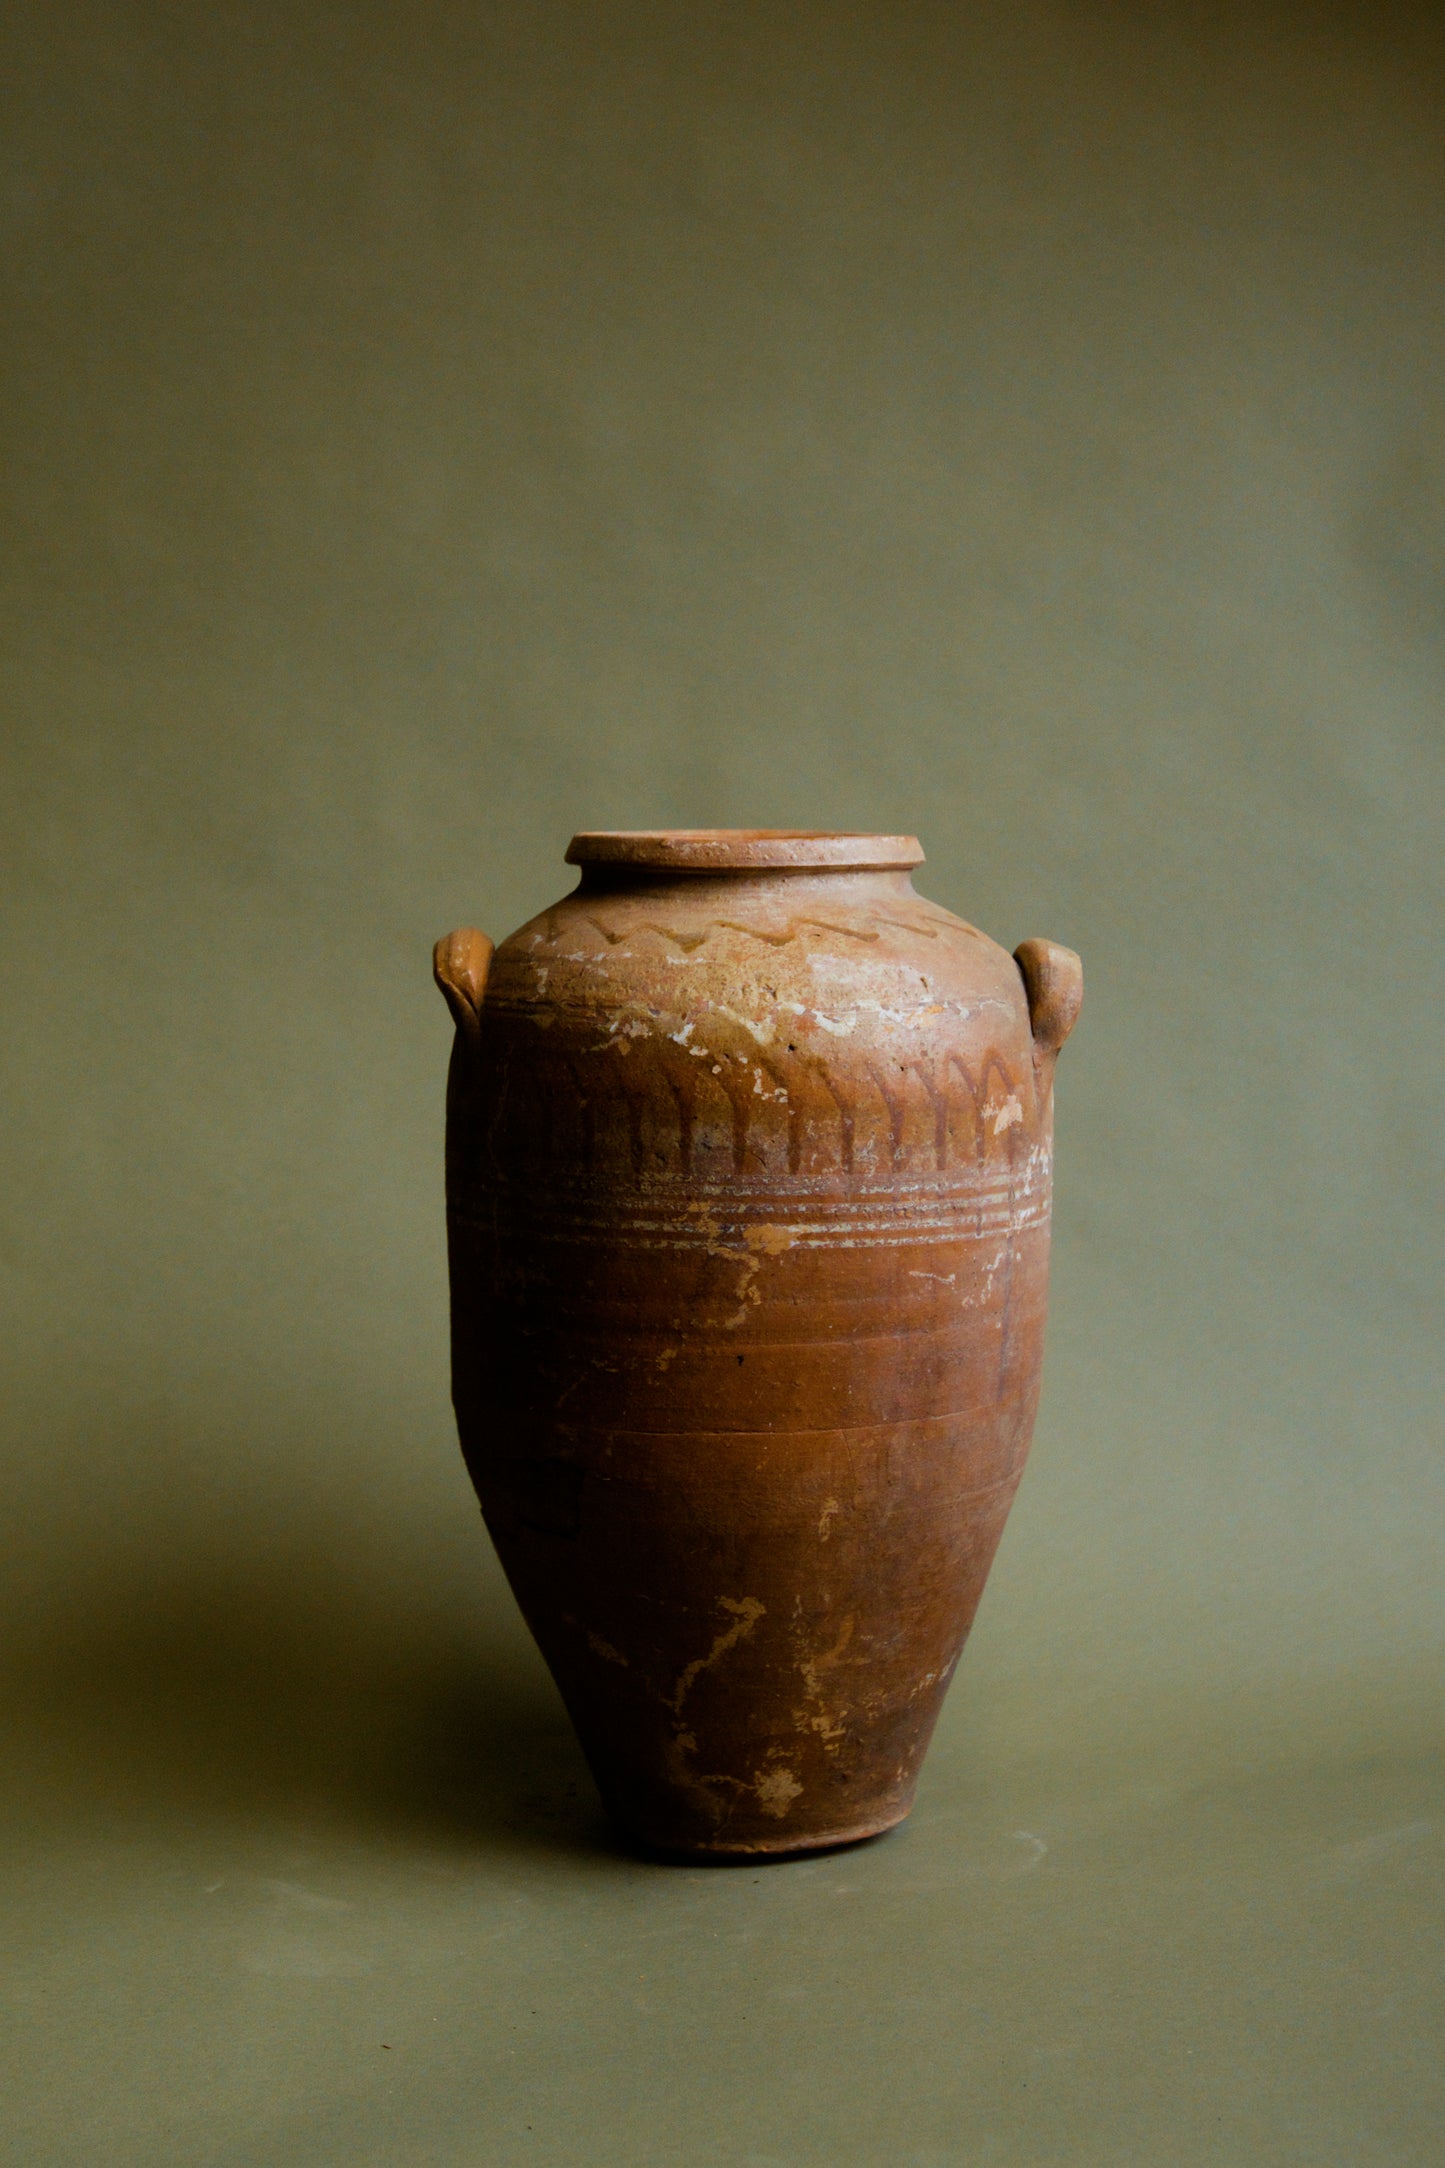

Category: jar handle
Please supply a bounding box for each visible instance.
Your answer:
[433,927,494,1052]
[1013,938,1083,1073]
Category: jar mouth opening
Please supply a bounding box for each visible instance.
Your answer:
[566,830,925,872]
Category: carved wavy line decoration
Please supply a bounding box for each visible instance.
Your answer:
[575,913,901,954]
[871,914,940,940]
[583,916,711,954]
[541,900,971,951]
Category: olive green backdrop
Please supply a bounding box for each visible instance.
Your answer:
[2,2,1441,2162]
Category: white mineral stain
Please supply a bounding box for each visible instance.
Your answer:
[754,1767,804,1818]
[717,1005,776,1046]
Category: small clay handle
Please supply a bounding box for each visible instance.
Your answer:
[1013,938,1083,1061]
[433,926,494,1052]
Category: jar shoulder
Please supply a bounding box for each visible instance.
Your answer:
[450,878,1051,1201]
[484,876,1031,1065]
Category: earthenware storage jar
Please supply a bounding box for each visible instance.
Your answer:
[434,831,1081,1857]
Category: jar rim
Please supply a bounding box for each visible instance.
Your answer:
[565,830,925,871]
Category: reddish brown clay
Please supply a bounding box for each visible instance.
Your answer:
[434,831,1081,1857]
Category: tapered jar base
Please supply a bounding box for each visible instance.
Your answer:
[614,1804,913,1863]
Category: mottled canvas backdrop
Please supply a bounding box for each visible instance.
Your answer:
[4,0,1442,1774]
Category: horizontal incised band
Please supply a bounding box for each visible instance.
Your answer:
[453,1180,1050,1249]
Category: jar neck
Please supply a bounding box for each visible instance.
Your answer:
[572,863,922,902]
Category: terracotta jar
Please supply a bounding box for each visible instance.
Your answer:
[434,831,1080,1857]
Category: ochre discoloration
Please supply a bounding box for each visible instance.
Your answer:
[665,1596,766,1719]
[745,1222,798,1256]
[796,1614,855,1752]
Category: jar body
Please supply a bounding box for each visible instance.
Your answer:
[439,835,1078,1856]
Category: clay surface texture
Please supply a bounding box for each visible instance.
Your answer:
[435,831,1080,1857]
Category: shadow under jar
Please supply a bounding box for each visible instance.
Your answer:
[434,831,1081,1858]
